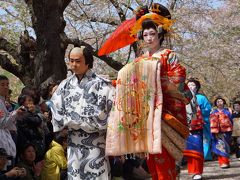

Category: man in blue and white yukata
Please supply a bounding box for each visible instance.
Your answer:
[50,46,115,180]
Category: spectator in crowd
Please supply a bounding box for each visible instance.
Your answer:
[41,132,67,180]
[17,143,44,180]
[231,100,240,159]
[16,94,45,162]
[0,75,16,169]
[0,148,26,179]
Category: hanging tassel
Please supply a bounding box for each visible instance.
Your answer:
[132,153,136,160]
[145,153,149,160]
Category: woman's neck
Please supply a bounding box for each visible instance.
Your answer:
[148,45,162,56]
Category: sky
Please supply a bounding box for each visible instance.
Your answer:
[0,0,225,35]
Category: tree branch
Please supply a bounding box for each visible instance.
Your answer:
[65,9,119,25]
[120,2,134,12]
[0,53,22,77]
[109,0,126,22]
[0,37,19,60]
[169,0,178,11]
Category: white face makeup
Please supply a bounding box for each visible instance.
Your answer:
[216,99,224,109]
[142,28,160,52]
[187,82,197,94]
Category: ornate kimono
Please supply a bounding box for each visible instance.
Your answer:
[106,49,191,180]
[210,108,232,166]
[50,70,115,180]
[184,93,204,175]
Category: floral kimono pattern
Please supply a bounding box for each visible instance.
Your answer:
[50,70,115,180]
[210,108,232,158]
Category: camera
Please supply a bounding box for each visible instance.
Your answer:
[20,106,27,111]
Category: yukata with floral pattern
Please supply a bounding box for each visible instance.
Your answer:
[50,70,114,180]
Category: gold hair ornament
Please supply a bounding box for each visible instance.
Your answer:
[130,13,175,37]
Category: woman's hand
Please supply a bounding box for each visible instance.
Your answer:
[33,160,44,176]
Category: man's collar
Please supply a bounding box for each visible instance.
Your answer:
[71,69,95,85]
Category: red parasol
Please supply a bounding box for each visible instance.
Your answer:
[98,17,137,56]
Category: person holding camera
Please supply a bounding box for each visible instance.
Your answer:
[16,94,45,162]
[0,148,26,179]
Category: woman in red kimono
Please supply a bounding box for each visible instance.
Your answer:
[136,6,191,179]
[100,3,192,180]
[210,96,232,168]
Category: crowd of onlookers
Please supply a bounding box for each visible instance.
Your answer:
[0,75,67,180]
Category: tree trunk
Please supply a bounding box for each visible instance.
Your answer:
[28,0,69,88]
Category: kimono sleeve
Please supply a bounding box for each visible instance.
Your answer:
[65,83,115,133]
[163,50,192,103]
[50,82,68,132]
[197,94,212,118]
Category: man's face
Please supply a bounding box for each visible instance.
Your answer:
[0,79,9,97]
[69,51,89,75]
[234,103,240,112]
